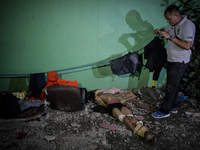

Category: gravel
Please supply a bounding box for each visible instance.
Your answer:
[0,88,200,150]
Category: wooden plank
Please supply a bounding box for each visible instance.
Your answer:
[129,99,157,112]
[114,91,157,112]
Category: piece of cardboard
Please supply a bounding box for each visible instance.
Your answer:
[114,91,157,112]
[114,91,136,103]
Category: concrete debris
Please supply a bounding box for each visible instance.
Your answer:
[185,112,200,121]
[44,135,56,142]
[133,87,165,108]
[0,87,199,149]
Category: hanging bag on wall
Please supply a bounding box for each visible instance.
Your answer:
[110,52,139,76]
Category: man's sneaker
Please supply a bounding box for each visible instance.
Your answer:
[171,107,178,113]
[151,111,170,119]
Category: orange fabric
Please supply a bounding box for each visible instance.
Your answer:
[47,71,58,82]
[40,71,78,100]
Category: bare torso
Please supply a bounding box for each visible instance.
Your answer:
[96,93,120,106]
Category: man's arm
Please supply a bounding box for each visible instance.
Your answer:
[170,38,192,50]
[160,31,192,49]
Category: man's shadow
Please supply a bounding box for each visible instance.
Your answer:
[118,10,154,52]
[92,10,154,88]
[118,10,154,89]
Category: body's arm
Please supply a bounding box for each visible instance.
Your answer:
[95,96,107,107]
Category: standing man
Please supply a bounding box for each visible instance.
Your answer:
[152,5,196,118]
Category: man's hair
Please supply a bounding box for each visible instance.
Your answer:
[164,5,180,16]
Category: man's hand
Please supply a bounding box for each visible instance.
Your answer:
[153,29,161,34]
[154,29,170,39]
[159,31,170,39]
[153,29,192,50]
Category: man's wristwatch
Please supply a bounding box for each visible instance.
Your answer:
[169,35,175,41]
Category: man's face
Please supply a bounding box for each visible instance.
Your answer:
[165,12,178,26]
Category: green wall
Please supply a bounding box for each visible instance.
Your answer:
[0,0,168,91]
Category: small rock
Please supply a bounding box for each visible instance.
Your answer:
[44,135,56,142]
[154,121,161,125]
[181,134,187,138]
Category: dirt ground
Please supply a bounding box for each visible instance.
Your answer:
[0,88,200,150]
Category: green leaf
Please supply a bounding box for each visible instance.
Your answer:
[177,0,200,100]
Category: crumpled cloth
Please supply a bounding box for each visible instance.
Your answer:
[12,91,27,100]
[97,87,121,94]
[40,71,78,100]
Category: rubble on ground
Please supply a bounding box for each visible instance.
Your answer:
[0,87,200,150]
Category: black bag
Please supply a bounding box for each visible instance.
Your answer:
[0,93,21,119]
[110,52,139,76]
[47,85,88,112]
[80,88,88,104]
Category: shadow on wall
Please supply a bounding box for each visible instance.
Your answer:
[92,10,155,89]
[120,10,154,89]
[118,9,154,52]
[91,53,122,81]
[8,77,29,92]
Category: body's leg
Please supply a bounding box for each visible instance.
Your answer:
[116,106,157,142]
[121,106,138,125]
[112,107,136,132]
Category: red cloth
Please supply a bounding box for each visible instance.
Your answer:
[40,71,78,100]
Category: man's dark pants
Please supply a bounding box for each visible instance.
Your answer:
[159,61,189,114]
